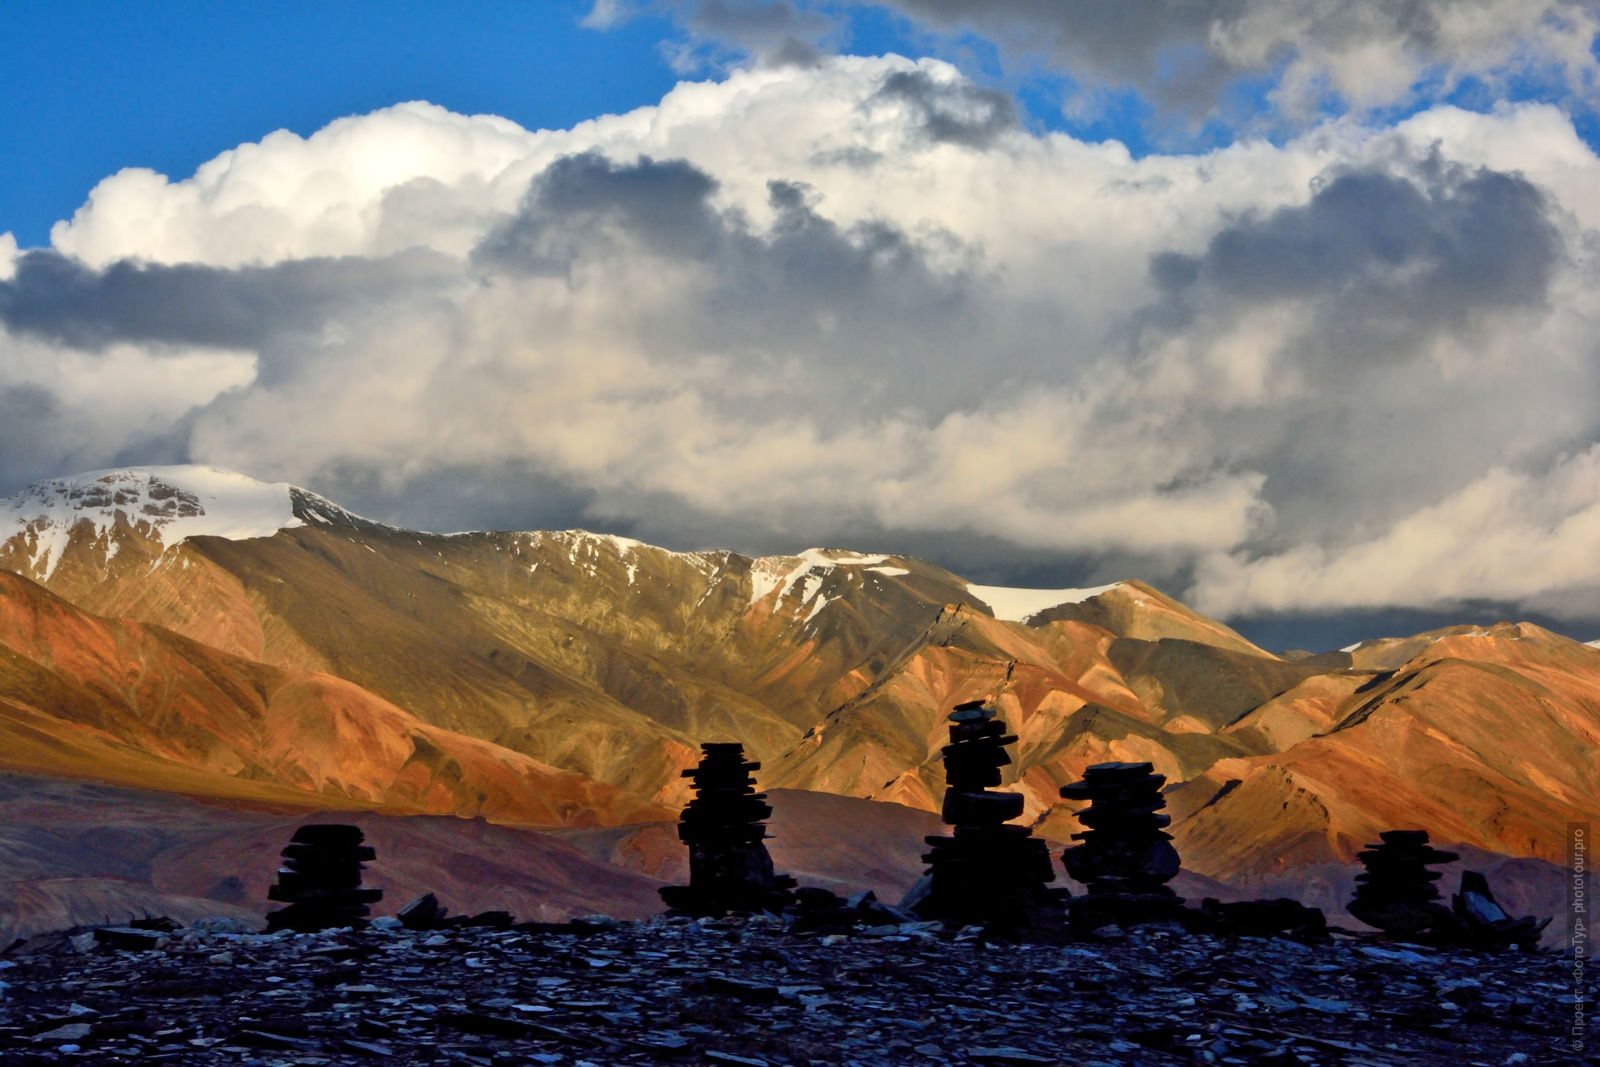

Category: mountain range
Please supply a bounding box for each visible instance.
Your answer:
[1,465,1592,943]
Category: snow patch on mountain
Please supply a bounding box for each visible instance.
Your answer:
[966,581,1122,623]
[563,531,653,561]
[521,530,726,586]
[1,466,305,579]
[748,548,893,608]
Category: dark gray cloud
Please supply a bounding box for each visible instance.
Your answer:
[1149,160,1563,349]
[608,1,1597,125]
[1203,166,1559,311]
[762,35,825,68]
[881,0,1596,117]
[0,248,453,351]
[876,68,1017,147]
[302,458,602,536]
[592,1,838,68]
[475,153,724,274]
[1130,157,1580,575]
[883,0,1244,110]
[475,151,1005,411]
[478,148,968,304]
[687,0,833,56]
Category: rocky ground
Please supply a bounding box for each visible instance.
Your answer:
[0,915,1590,1066]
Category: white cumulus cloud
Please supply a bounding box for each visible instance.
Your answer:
[5,55,1600,622]
[1192,445,1600,618]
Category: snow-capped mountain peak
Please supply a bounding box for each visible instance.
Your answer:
[1,466,310,579]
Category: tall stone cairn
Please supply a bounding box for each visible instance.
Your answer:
[659,743,796,916]
[1347,829,1459,937]
[910,700,1064,933]
[1060,761,1184,930]
[265,824,382,933]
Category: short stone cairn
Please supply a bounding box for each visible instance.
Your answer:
[659,742,796,916]
[1060,761,1185,931]
[265,824,382,933]
[907,700,1064,934]
[1347,828,1459,938]
[1451,870,1550,950]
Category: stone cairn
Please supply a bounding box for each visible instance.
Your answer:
[265,824,382,933]
[1451,870,1550,950]
[908,700,1064,934]
[1347,829,1458,938]
[659,743,796,916]
[1060,761,1185,931]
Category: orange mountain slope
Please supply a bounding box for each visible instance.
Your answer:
[1172,622,1600,875]
[2,465,1596,895]
[0,570,666,827]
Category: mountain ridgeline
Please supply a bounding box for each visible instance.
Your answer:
[1,466,1596,908]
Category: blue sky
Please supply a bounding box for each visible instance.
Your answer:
[1,1,682,247]
[2,1,1599,640]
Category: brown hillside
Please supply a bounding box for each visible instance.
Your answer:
[0,571,665,827]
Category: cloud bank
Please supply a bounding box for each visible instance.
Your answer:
[599,1,1600,129]
[3,56,1599,625]
[879,0,1599,120]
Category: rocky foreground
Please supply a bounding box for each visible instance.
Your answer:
[0,915,1587,1066]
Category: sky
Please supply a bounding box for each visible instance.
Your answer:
[2,1,1599,649]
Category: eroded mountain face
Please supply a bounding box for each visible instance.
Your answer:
[1,466,1596,894]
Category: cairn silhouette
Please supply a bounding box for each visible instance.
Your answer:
[1060,761,1185,931]
[266,824,382,933]
[907,700,1064,934]
[1349,830,1551,948]
[659,742,796,916]
[1347,829,1459,937]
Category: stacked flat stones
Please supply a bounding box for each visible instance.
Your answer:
[659,743,796,916]
[1347,829,1459,937]
[1451,870,1549,950]
[265,824,382,933]
[1060,762,1184,930]
[911,701,1063,932]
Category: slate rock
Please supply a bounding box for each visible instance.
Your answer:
[397,892,447,930]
